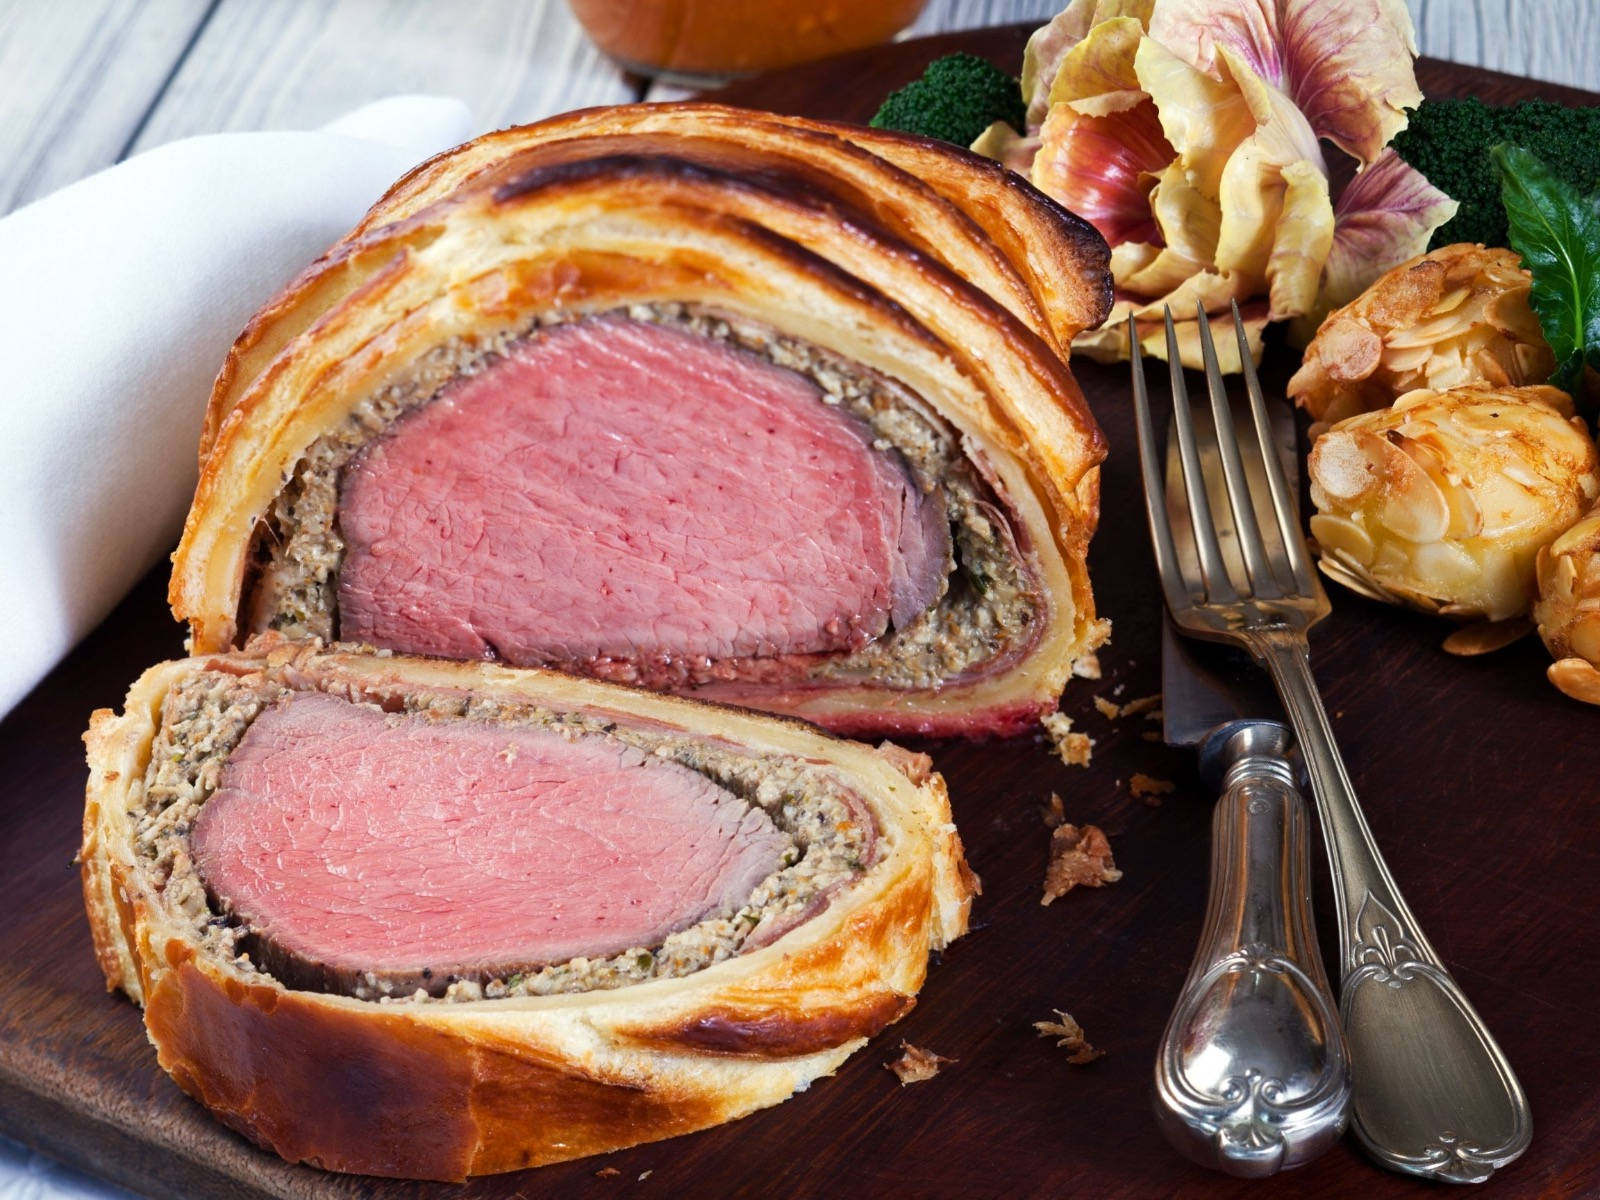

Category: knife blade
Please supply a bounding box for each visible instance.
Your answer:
[1161,377,1298,757]
[1161,619,1283,754]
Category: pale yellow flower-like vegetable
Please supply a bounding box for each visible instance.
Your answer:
[975,0,1455,369]
[1308,385,1600,622]
[1534,503,1600,704]
[1289,244,1555,430]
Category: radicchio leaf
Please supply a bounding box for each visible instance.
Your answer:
[1074,296,1269,370]
[1210,46,1330,312]
[1033,99,1172,246]
[1023,0,1155,127]
[1047,15,1147,117]
[1134,37,1256,199]
[1114,164,1221,296]
[1318,149,1459,316]
[1147,0,1421,166]
[969,121,1041,176]
[1269,159,1337,319]
[1022,2,1095,128]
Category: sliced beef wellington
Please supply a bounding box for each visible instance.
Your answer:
[82,642,973,1180]
[171,103,1112,737]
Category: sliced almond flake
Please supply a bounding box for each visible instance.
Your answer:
[1441,618,1532,656]
[1549,657,1600,704]
[1034,1009,1105,1064]
[886,1041,955,1085]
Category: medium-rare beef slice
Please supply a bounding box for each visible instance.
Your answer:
[139,668,876,1002]
[246,305,1035,697]
[335,318,949,668]
[191,692,791,997]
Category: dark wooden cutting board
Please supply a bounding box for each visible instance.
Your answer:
[4,25,1597,1200]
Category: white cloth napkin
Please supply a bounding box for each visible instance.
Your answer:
[0,96,475,719]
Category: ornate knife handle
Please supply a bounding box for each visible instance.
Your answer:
[1155,722,1351,1177]
[1255,630,1533,1184]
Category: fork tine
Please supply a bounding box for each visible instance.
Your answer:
[1194,302,1279,597]
[1128,315,1195,616]
[1232,300,1318,594]
[1165,307,1239,603]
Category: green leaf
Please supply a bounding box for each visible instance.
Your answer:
[1493,144,1600,397]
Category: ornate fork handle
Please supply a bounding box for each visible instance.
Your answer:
[1249,626,1533,1184]
[1154,723,1350,1176]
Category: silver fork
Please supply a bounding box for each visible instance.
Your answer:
[1130,303,1533,1184]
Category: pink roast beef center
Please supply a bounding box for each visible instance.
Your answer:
[335,319,949,681]
[190,693,791,996]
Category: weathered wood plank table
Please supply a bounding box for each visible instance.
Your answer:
[2,2,1596,1197]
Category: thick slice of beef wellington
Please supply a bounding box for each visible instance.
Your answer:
[81,642,974,1179]
[170,103,1112,736]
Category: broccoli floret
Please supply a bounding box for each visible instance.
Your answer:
[870,53,1026,148]
[1392,98,1600,249]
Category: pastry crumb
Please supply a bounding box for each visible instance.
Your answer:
[1062,733,1093,766]
[1130,773,1176,806]
[1120,694,1162,718]
[1086,617,1112,651]
[1041,712,1093,766]
[1072,651,1103,679]
[877,741,935,785]
[1035,1009,1105,1064]
[1042,822,1122,904]
[595,1167,621,1178]
[1093,692,1162,723]
[886,1040,954,1085]
[1041,791,1067,828]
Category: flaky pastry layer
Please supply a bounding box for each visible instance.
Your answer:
[81,643,975,1180]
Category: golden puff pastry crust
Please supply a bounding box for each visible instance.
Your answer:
[202,103,1112,460]
[172,104,1112,736]
[81,642,975,1180]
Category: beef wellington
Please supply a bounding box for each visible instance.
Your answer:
[169,103,1112,737]
[82,641,974,1179]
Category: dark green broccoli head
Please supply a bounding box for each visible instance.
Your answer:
[870,53,1026,148]
[1392,98,1600,249]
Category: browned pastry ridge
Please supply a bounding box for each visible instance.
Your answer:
[169,103,1113,737]
[82,643,976,1180]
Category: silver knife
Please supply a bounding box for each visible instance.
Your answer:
[1151,402,1352,1176]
